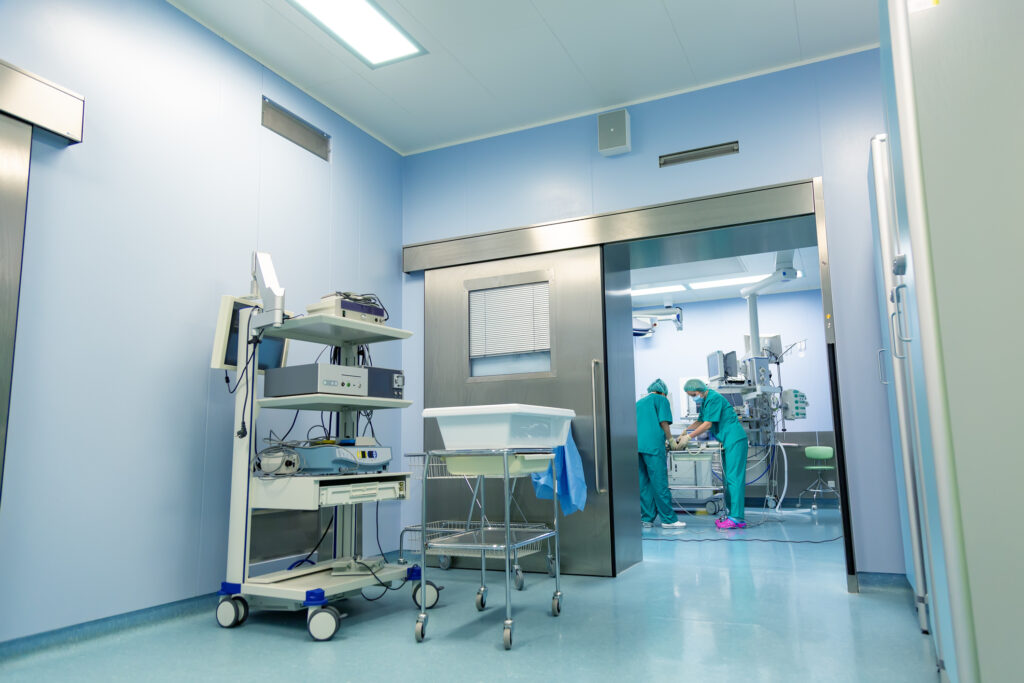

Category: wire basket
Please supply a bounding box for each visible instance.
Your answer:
[405,452,466,480]
[403,520,552,560]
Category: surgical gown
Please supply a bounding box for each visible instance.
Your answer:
[699,389,749,521]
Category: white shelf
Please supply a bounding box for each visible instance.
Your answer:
[258,394,412,411]
[261,314,411,346]
[242,563,409,602]
[250,472,410,511]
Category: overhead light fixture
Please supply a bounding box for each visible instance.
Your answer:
[287,0,425,68]
[631,284,687,296]
[688,270,804,291]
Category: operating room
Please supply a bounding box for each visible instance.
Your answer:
[0,1,1017,682]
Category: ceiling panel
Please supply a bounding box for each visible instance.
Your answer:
[794,0,879,58]
[531,0,697,104]
[661,0,802,83]
[167,0,880,154]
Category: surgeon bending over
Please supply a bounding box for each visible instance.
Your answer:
[635,379,686,529]
[681,379,749,529]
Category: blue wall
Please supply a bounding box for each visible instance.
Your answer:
[401,49,906,575]
[633,290,833,433]
[0,0,404,643]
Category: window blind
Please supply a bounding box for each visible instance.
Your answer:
[469,282,550,358]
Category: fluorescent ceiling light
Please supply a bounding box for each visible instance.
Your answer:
[689,270,804,290]
[631,284,687,296]
[689,274,769,290]
[288,0,425,67]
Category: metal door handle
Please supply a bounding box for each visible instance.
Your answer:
[893,283,912,342]
[890,312,907,360]
[591,359,607,494]
[877,349,889,384]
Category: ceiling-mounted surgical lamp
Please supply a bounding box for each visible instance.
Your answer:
[632,306,683,336]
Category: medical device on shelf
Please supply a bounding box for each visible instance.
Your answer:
[255,438,393,477]
[782,389,808,420]
[265,363,405,399]
[306,291,388,324]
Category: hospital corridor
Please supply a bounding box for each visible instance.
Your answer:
[0,2,1018,682]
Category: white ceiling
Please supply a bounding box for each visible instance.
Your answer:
[630,247,821,307]
[166,0,879,155]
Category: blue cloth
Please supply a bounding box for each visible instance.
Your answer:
[531,428,587,515]
[636,392,673,456]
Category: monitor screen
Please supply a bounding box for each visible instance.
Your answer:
[724,351,738,377]
[211,296,288,371]
[707,351,725,380]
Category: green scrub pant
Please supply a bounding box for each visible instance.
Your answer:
[721,437,748,521]
[638,452,678,524]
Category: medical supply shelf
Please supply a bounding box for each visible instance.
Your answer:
[218,306,419,642]
[414,448,563,651]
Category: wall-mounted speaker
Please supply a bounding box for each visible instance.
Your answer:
[598,109,630,156]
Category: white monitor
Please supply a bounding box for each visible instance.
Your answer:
[211,295,289,372]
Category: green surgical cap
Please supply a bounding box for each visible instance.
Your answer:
[647,378,668,394]
[684,378,707,393]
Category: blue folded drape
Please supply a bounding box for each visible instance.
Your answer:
[530,427,587,515]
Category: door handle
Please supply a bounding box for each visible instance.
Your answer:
[877,349,889,384]
[890,311,907,360]
[591,359,607,494]
[893,283,912,343]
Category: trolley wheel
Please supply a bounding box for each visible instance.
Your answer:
[216,598,239,628]
[438,555,451,570]
[551,594,562,617]
[503,626,513,650]
[546,554,555,577]
[231,596,249,625]
[324,605,345,621]
[412,581,441,610]
[475,589,487,611]
[415,620,426,643]
[705,500,718,515]
[307,607,339,642]
[811,503,818,512]
[513,568,525,591]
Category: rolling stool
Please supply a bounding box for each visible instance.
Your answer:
[796,446,839,511]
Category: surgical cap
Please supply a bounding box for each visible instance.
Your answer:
[684,378,707,393]
[647,378,668,395]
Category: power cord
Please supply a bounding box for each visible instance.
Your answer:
[288,517,334,570]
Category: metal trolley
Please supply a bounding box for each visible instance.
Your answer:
[668,443,725,515]
[413,448,563,650]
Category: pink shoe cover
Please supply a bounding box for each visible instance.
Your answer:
[717,517,747,529]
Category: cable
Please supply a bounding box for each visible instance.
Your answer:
[644,535,842,544]
[288,517,334,570]
[356,559,408,601]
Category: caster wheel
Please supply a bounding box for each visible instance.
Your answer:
[307,607,339,641]
[514,569,525,591]
[551,595,562,617]
[231,596,249,625]
[324,605,346,621]
[414,620,426,643]
[438,555,451,570]
[216,598,239,628]
[812,504,818,512]
[412,581,441,610]
[503,627,513,651]
[475,590,487,611]
[546,555,555,577]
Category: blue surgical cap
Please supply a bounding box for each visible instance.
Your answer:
[647,378,668,394]
[684,378,707,393]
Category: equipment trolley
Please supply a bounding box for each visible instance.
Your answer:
[413,448,563,650]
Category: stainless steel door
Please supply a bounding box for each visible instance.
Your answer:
[423,246,640,577]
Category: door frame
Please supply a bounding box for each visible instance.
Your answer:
[403,178,860,589]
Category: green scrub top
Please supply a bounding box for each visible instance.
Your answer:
[636,392,673,456]
[698,389,746,444]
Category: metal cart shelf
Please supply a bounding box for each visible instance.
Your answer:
[413,448,563,650]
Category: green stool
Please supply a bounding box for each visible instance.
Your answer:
[796,446,839,510]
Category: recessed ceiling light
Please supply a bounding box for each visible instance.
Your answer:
[630,284,687,296]
[908,0,940,12]
[287,0,425,68]
[688,274,769,290]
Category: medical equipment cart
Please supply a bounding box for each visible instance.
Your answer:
[216,307,423,641]
[668,442,725,515]
[414,448,564,650]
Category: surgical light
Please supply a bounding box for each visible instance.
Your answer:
[631,284,687,296]
[287,0,424,67]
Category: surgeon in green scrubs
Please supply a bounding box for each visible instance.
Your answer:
[635,379,686,528]
[682,379,749,529]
